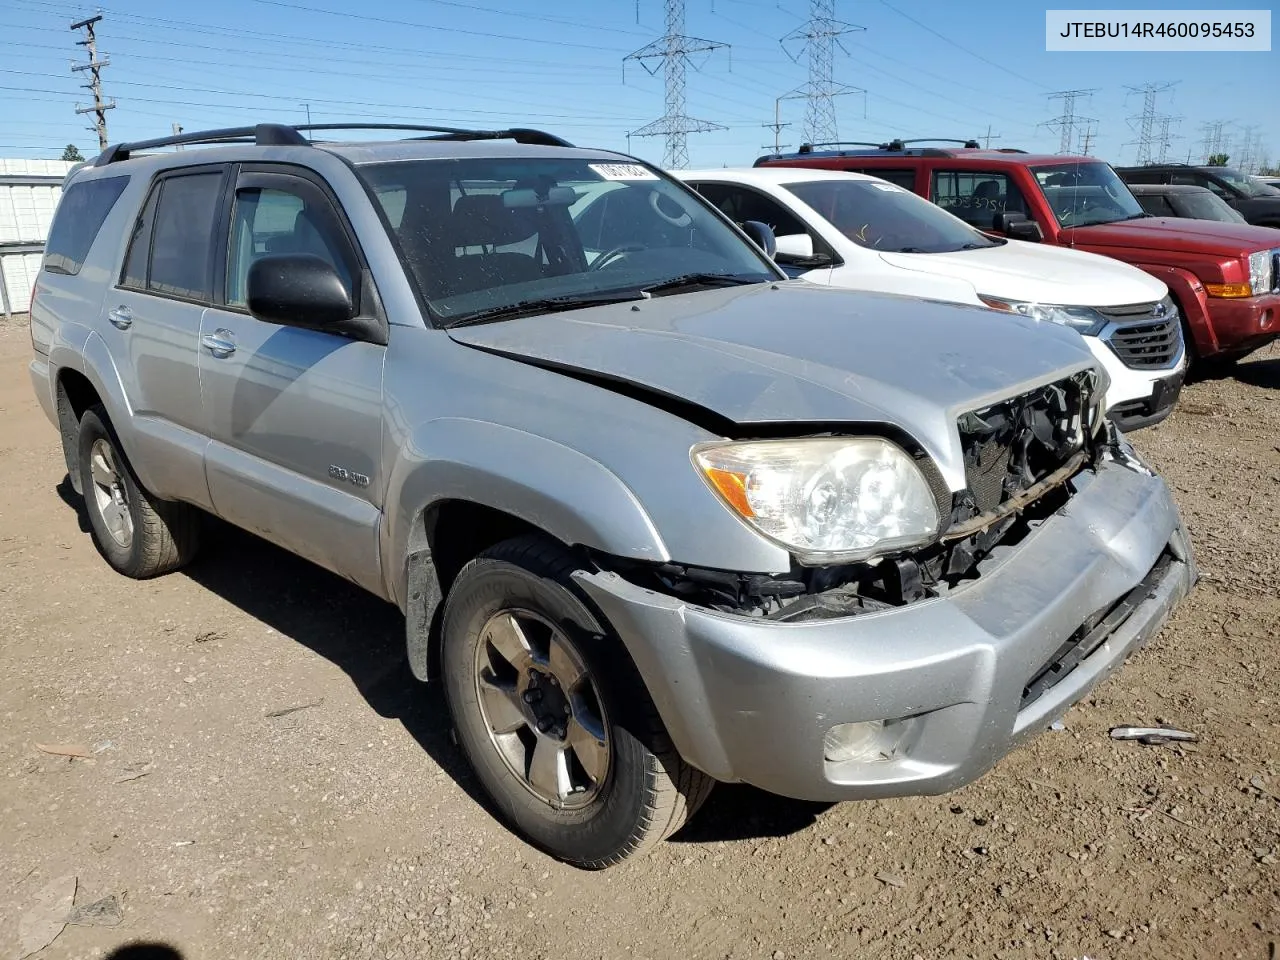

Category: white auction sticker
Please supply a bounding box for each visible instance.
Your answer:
[870,182,902,191]
[589,163,659,181]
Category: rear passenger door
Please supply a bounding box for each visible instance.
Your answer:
[198,165,387,594]
[103,165,228,510]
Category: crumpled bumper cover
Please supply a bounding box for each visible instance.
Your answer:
[574,455,1196,802]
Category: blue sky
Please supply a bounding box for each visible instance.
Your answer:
[0,0,1275,168]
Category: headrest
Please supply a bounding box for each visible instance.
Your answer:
[451,193,537,248]
[973,180,1002,199]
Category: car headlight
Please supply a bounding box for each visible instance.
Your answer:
[1248,250,1274,295]
[691,437,941,564]
[978,296,1108,337]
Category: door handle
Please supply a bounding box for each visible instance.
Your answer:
[201,330,237,359]
[107,306,132,330]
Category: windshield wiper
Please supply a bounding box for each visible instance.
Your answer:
[639,273,763,296]
[443,290,645,328]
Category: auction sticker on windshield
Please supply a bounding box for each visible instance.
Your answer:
[589,163,659,181]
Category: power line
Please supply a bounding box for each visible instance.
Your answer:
[1123,81,1177,165]
[69,13,114,150]
[779,0,863,146]
[1040,89,1096,154]
[624,0,729,169]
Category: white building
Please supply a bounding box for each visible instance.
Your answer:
[1,158,77,315]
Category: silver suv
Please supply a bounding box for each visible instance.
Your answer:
[29,123,1196,869]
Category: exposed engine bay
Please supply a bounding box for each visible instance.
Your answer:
[602,370,1130,622]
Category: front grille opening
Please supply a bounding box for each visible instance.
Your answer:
[1020,549,1175,711]
[955,370,1096,521]
[1106,317,1180,368]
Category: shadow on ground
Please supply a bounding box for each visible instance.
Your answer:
[57,479,833,848]
[105,945,183,960]
[1234,357,1280,390]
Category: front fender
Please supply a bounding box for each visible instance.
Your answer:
[1131,263,1214,354]
[381,417,671,610]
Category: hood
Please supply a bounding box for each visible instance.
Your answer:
[878,239,1167,308]
[448,283,1098,491]
[1065,216,1280,256]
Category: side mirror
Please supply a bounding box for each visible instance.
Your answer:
[773,233,816,262]
[995,212,1043,242]
[739,219,776,258]
[246,254,355,331]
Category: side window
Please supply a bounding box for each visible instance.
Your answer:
[853,168,917,190]
[120,185,159,290]
[147,173,223,301]
[1203,177,1234,200]
[226,184,354,308]
[691,183,808,237]
[43,175,129,276]
[930,170,1029,230]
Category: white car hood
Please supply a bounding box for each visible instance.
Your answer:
[878,239,1168,307]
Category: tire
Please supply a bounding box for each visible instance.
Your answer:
[440,534,713,869]
[77,405,201,579]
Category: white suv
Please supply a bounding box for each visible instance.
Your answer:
[675,167,1186,431]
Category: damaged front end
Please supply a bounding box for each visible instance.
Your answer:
[601,369,1135,622]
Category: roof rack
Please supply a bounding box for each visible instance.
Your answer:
[94,122,575,166]
[797,141,883,154]
[895,138,983,149]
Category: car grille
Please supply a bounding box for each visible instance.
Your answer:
[1100,301,1181,369]
[1020,550,1175,711]
[955,370,1097,519]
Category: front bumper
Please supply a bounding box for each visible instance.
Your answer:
[576,456,1196,803]
[1204,290,1280,356]
[1107,367,1184,432]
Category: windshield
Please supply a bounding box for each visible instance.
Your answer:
[782,178,999,253]
[357,157,777,324]
[1177,189,1248,223]
[1213,167,1280,197]
[1032,162,1147,228]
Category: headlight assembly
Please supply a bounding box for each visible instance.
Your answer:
[978,295,1109,337]
[1248,250,1274,295]
[691,437,941,564]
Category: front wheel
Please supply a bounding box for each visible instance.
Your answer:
[440,535,712,868]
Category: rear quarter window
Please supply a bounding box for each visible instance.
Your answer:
[42,175,130,276]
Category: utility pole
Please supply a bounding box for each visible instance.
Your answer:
[780,0,864,146]
[1123,81,1177,164]
[981,124,1001,149]
[70,15,115,150]
[172,122,183,150]
[1042,89,1096,154]
[762,97,792,154]
[624,0,729,169]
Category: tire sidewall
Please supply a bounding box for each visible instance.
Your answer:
[77,409,146,575]
[441,558,657,866]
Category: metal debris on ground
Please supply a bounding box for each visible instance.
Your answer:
[34,743,93,759]
[265,698,325,719]
[1109,726,1198,746]
[67,893,124,927]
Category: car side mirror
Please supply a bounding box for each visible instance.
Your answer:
[995,212,1043,242]
[773,233,815,262]
[246,254,355,331]
[739,219,776,258]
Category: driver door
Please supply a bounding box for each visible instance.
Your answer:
[199,165,387,594]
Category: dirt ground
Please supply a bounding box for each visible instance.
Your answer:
[1,314,1276,960]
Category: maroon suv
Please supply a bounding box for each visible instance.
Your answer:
[755,141,1280,367]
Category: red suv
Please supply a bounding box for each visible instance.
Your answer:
[755,141,1280,368]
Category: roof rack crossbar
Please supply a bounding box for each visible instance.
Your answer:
[95,122,573,165]
[898,138,983,148]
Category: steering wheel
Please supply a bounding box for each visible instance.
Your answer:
[649,191,693,227]
[590,244,645,270]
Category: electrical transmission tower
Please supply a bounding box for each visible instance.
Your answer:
[1154,115,1182,163]
[70,15,115,150]
[625,0,729,169]
[1123,81,1177,164]
[779,0,864,146]
[1079,124,1097,156]
[1236,124,1260,173]
[1200,120,1232,162]
[1041,89,1096,154]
